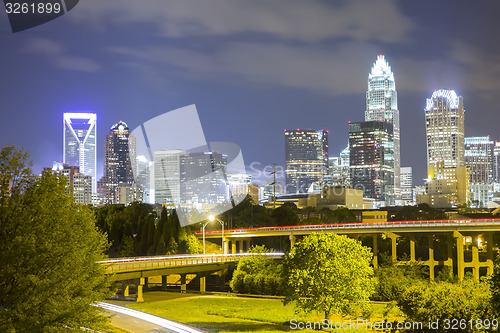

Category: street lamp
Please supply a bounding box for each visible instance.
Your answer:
[208,215,225,254]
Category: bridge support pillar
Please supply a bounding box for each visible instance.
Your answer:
[428,235,435,281]
[371,235,378,269]
[180,274,187,293]
[124,285,130,297]
[137,277,145,302]
[200,275,206,294]
[230,241,236,254]
[486,232,494,275]
[409,236,416,262]
[454,231,465,281]
[290,234,296,248]
[472,235,480,280]
[223,237,229,254]
[162,275,168,290]
[387,232,398,263]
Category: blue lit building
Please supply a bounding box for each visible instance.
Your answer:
[63,113,97,192]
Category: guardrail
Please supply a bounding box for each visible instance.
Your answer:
[197,218,500,235]
[100,253,284,274]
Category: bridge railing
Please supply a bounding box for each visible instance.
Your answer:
[198,218,500,235]
[100,253,284,274]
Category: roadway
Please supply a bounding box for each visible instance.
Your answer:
[99,302,204,333]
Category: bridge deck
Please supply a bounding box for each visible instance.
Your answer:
[197,218,500,238]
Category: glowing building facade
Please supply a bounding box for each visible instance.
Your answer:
[180,151,228,205]
[365,55,400,203]
[46,162,92,205]
[421,90,467,208]
[326,145,350,187]
[154,150,186,205]
[493,142,500,203]
[98,121,136,204]
[425,90,465,168]
[285,129,328,194]
[400,166,413,206]
[465,136,494,207]
[63,113,97,192]
[349,121,394,206]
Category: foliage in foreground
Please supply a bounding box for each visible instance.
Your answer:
[282,233,375,319]
[397,277,493,332]
[230,245,282,295]
[373,259,429,302]
[0,145,110,332]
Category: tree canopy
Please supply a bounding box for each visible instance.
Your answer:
[0,145,110,332]
[282,233,375,319]
[393,203,447,221]
[230,245,282,295]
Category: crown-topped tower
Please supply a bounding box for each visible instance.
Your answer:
[365,55,400,204]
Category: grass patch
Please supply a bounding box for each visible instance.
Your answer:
[127,293,404,332]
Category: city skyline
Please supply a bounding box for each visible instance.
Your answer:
[2,1,500,188]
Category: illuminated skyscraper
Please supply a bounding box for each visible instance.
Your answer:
[285,129,328,194]
[365,55,400,203]
[63,113,97,192]
[154,150,186,205]
[180,151,228,205]
[98,121,136,204]
[349,121,394,206]
[425,89,465,168]
[420,90,467,208]
[493,142,500,203]
[465,136,494,207]
[400,167,413,206]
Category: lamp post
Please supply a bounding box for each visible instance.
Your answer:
[202,220,211,255]
[209,215,225,254]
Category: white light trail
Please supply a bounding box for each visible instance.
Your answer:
[96,302,204,333]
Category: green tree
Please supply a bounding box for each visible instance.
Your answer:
[332,207,357,223]
[489,254,500,316]
[230,245,282,295]
[272,203,299,226]
[393,203,447,221]
[0,145,110,332]
[374,261,428,301]
[282,233,375,319]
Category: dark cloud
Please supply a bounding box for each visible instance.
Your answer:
[72,0,413,43]
[26,38,101,72]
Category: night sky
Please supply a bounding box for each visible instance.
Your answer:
[1,1,500,188]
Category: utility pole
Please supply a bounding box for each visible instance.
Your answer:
[269,163,277,209]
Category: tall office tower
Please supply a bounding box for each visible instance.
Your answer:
[326,145,350,187]
[493,142,500,203]
[400,167,413,206]
[179,151,228,205]
[154,150,186,205]
[349,121,394,206]
[98,121,136,204]
[365,55,400,203]
[495,142,500,182]
[465,137,494,207]
[63,113,97,192]
[46,162,92,205]
[136,155,153,204]
[418,162,470,208]
[285,129,328,194]
[425,89,465,168]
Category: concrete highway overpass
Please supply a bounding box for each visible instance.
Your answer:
[197,218,500,280]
